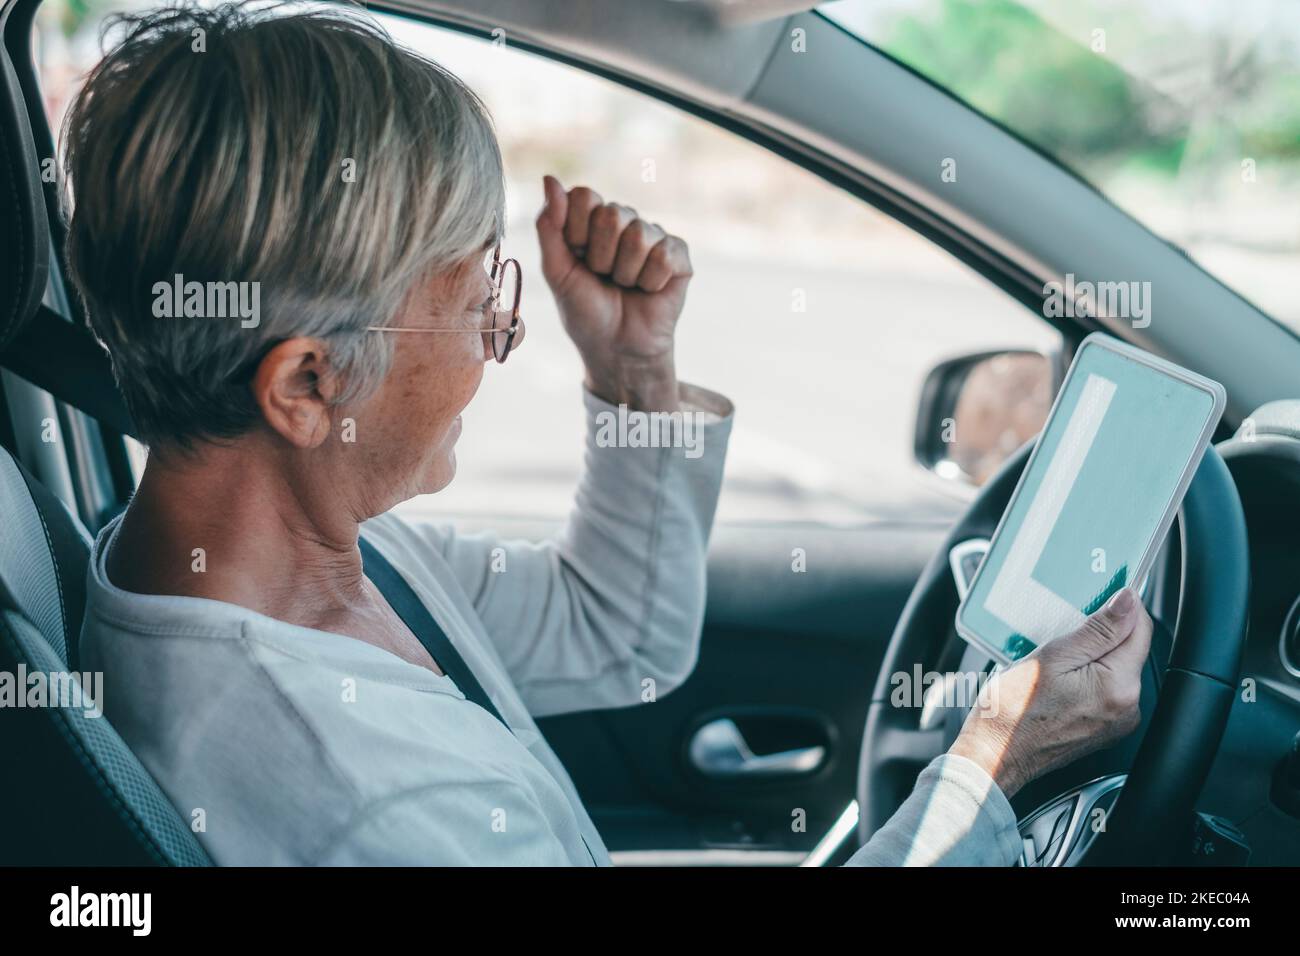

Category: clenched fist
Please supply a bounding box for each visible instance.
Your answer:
[535,175,692,412]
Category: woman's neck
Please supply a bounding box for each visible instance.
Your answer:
[106,439,369,623]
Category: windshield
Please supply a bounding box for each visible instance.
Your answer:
[820,0,1300,330]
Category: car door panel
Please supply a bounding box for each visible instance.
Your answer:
[537,520,947,858]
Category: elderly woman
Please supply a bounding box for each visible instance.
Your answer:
[68,3,1150,866]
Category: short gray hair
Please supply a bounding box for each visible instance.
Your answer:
[61,1,505,448]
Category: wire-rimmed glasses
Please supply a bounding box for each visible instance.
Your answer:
[366,244,523,364]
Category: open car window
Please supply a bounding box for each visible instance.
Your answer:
[35,0,1058,524]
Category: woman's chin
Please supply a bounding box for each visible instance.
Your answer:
[423,446,458,494]
[413,418,462,495]
[420,452,455,494]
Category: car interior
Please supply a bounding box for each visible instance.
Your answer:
[3,0,1300,867]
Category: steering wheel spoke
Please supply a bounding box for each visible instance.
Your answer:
[1018,774,1125,867]
[875,723,947,764]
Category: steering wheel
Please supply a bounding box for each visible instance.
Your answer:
[856,442,1250,866]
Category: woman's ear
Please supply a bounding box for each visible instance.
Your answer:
[250,337,340,448]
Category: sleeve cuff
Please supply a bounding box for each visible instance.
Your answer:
[929,752,1018,831]
[581,381,734,422]
[922,752,1022,864]
[678,382,734,421]
[580,381,735,464]
[844,750,1022,867]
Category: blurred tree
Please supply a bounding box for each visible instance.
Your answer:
[42,0,121,39]
[883,0,1185,172]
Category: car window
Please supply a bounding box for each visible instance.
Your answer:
[36,0,1059,524]
[821,0,1300,332]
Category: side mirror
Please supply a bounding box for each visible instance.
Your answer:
[914,349,1058,487]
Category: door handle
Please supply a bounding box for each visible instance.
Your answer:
[688,718,827,779]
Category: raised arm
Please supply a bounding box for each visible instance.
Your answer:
[432,177,733,715]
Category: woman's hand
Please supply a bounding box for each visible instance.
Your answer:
[535,175,692,411]
[950,587,1153,798]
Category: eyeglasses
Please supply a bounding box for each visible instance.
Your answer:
[366,245,523,363]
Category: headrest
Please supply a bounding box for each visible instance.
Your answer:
[0,36,51,349]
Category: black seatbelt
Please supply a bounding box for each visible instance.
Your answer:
[0,305,136,438]
[358,535,511,732]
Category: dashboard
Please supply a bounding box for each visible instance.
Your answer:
[1227,444,1300,696]
[1195,431,1300,864]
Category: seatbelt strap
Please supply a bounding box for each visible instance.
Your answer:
[358,535,511,732]
[0,305,135,437]
[358,535,601,865]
